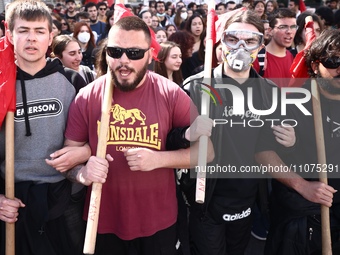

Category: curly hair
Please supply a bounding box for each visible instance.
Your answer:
[305,29,340,78]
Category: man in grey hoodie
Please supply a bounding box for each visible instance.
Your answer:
[0,1,89,254]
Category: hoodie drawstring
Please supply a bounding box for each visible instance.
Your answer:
[19,70,31,136]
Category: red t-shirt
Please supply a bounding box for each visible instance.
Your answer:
[253,50,294,88]
[65,72,195,240]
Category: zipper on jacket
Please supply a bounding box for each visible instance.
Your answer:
[309,227,313,241]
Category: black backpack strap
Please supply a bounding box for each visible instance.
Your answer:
[257,47,266,77]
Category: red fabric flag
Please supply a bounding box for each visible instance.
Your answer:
[215,7,247,44]
[0,22,16,128]
[206,8,218,44]
[113,3,160,61]
[299,0,307,13]
[289,18,315,87]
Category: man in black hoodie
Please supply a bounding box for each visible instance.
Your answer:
[256,29,340,254]
[0,1,89,254]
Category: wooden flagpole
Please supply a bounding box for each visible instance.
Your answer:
[5,111,15,255]
[83,70,113,254]
[311,79,332,255]
[195,0,215,204]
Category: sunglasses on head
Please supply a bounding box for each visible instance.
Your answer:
[320,57,340,69]
[106,47,149,60]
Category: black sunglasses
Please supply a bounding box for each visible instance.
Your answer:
[320,57,340,69]
[106,47,149,60]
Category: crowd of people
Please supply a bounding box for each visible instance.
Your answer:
[1,0,340,254]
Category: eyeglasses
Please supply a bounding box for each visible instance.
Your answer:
[99,8,107,10]
[152,20,159,23]
[61,23,67,25]
[221,30,264,51]
[106,47,149,60]
[320,57,340,69]
[274,25,298,32]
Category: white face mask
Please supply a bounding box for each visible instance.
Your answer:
[224,48,255,72]
[180,12,188,20]
[77,32,90,44]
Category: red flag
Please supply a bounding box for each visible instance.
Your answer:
[215,7,247,44]
[289,17,315,87]
[206,8,218,44]
[113,4,160,61]
[299,0,307,13]
[0,22,16,128]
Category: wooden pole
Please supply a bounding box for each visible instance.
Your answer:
[5,111,15,255]
[311,79,332,255]
[195,0,215,204]
[83,70,113,254]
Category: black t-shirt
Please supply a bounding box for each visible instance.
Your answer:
[277,80,340,204]
[209,68,278,210]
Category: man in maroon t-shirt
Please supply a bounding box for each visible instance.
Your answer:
[59,16,214,255]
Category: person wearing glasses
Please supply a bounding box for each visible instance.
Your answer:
[256,29,340,254]
[61,16,214,255]
[151,14,160,30]
[179,10,285,255]
[60,17,72,34]
[97,2,108,23]
[253,8,297,88]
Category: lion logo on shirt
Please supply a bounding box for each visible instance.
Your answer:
[111,104,146,125]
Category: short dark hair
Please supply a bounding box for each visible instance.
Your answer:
[97,2,107,9]
[305,29,340,77]
[75,12,90,21]
[216,3,226,9]
[315,6,334,26]
[269,8,296,28]
[155,1,165,9]
[110,16,151,46]
[84,2,97,11]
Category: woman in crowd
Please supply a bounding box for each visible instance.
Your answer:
[52,35,96,84]
[46,19,63,57]
[52,19,62,38]
[253,0,267,20]
[174,6,188,30]
[291,12,323,57]
[60,17,72,34]
[72,22,96,70]
[154,41,183,85]
[265,0,278,16]
[187,9,194,19]
[98,10,114,42]
[168,30,195,79]
[185,13,205,53]
[155,27,168,44]
[165,24,177,38]
[139,9,153,27]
